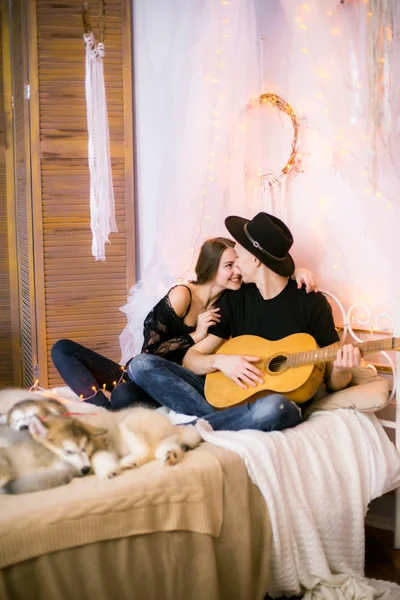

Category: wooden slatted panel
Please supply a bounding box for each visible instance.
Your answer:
[12,1,35,387]
[0,7,15,387]
[36,1,134,386]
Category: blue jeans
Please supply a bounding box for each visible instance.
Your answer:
[128,354,303,432]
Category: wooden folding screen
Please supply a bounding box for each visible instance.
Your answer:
[0,0,135,388]
[0,5,17,387]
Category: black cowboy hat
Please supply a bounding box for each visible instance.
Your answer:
[225,212,295,277]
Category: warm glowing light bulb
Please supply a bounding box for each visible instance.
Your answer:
[317,68,328,79]
[91,386,96,391]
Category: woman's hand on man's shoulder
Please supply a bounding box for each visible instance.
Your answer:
[293,268,318,293]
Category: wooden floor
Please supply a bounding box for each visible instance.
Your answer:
[265,526,400,599]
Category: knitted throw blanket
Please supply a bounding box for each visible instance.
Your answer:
[195,410,400,599]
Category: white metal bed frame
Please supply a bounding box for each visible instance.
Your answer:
[322,290,400,548]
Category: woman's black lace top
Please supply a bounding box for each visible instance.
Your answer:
[141,286,195,365]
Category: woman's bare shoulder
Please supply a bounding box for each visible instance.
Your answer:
[167,284,192,318]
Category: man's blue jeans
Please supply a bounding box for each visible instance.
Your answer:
[127,354,303,432]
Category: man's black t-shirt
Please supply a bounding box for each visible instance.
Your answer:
[209,279,339,348]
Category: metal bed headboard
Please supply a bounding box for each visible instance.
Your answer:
[321,290,399,547]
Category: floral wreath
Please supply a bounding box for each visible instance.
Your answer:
[247,92,301,187]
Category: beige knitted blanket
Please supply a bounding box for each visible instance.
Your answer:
[0,444,224,569]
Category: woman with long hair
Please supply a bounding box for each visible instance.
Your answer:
[51,237,316,410]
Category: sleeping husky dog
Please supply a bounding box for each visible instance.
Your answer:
[0,414,107,494]
[0,388,202,493]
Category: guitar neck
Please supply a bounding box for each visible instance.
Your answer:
[288,337,400,368]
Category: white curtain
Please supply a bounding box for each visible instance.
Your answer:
[120,0,266,362]
[120,0,400,363]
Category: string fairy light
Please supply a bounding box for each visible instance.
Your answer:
[78,365,127,401]
[183,0,232,278]
[28,365,128,403]
[293,2,397,204]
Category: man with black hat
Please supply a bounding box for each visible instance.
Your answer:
[129,213,360,432]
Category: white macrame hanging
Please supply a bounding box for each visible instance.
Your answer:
[84,29,117,261]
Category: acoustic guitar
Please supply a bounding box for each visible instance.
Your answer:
[204,333,400,409]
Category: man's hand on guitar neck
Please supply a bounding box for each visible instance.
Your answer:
[325,343,362,391]
[213,354,264,390]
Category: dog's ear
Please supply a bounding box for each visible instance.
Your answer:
[28,415,49,439]
[91,427,108,438]
[82,422,108,437]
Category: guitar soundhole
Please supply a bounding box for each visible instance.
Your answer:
[268,355,288,373]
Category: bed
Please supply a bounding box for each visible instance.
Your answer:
[0,296,400,600]
[0,438,271,600]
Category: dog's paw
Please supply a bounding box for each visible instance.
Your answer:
[156,444,184,466]
[92,451,120,480]
[97,465,120,480]
[164,449,181,466]
[119,454,141,470]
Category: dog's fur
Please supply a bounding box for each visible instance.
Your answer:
[0,388,202,492]
[6,397,68,430]
[0,415,106,494]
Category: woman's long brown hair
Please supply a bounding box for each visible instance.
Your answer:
[192,237,234,285]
